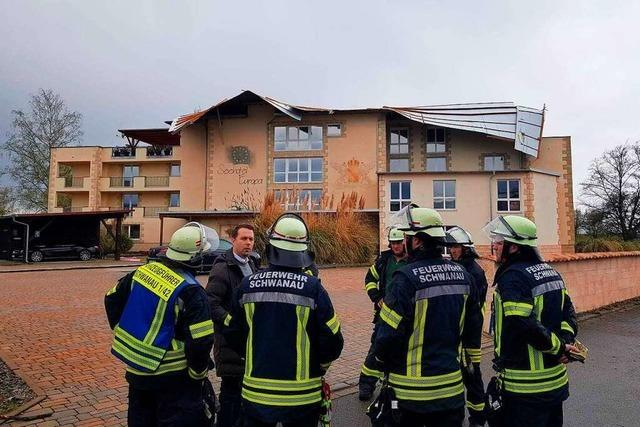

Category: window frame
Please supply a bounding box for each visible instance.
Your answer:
[426,156,448,172]
[273,158,323,183]
[122,193,139,209]
[483,155,506,171]
[327,124,342,137]
[125,224,141,240]
[389,180,411,212]
[170,164,181,177]
[274,189,323,211]
[274,125,323,151]
[433,180,456,211]
[169,192,180,208]
[496,179,521,212]
[426,127,446,154]
[388,128,410,172]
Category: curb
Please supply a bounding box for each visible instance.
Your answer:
[0,262,144,274]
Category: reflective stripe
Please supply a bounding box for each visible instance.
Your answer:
[465,348,482,363]
[361,364,383,378]
[504,364,566,380]
[106,284,118,296]
[189,319,214,339]
[112,340,159,371]
[224,313,232,327]
[133,263,183,302]
[415,284,470,300]
[503,369,568,394]
[379,303,402,329]
[127,359,188,376]
[544,333,561,355]
[296,306,311,380]
[325,313,340,335]
[390,370,462,387]
[494,293,503,357]
[143,298,167,345]
[467,400,485,411]
[188,367,208,380]
[114,326,165,359]
[561,321,575,335]
[369,265,379,280]
[528,295,545,370]
[389,371,464,401]
[532,280,565,297]
[241,292,316,309]
[407,299,427,377]
[241,388,321,406]
[365,282,378,292]
[303,269,314,276]
[243,375,322,391]
[244,302,255,377]
[503,301,533,317]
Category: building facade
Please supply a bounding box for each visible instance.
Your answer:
[48,91,574,254]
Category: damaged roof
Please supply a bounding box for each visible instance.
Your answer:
[168,90,545,157]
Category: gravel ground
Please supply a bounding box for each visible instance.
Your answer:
[0,357,36,415]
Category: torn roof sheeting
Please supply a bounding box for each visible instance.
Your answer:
[384,102,545,157]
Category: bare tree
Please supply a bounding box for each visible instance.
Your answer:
[2,89,83,211]
[580,142,640,240]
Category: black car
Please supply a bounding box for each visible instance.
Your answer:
[147,238,236,274]
[13,244,100,262]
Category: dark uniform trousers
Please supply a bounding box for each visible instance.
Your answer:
[359,322,381,389]
[503,397,563,427]
[400,407,465,427]
[243,411,320,427]
[461,362,486,424]
[128,381,207,427]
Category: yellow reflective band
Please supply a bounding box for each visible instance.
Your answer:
[241,388,321,407]
[503,301,533,317]
[407,299,427,377]
[325,313,340,335]
[296,306,311,380]
[144,298,167,345]
[391,381,464,401]
[243,375,322,391]
[244,302,255,377]
[361,364,383,379]
[369,265,380,280]
[188,367,208,380]
[561,321,575,335]
[390,370,462,387]
[189,319,214,339]
[503,371,568,394]
[495,293,503,357]
[528,295,545,369]
[465,348,482,363]
[544,332,561,355]
[504,364,566,380]
[114,326,165,359]
[133,263,183,302]
[466,400,486,411]
[224,313,232,327]
[127,359,187,376]
[380,303,402,329]
[112,340,158,371]
[365,282,378,292]
[106,284,118,296]
[304,269,314,276]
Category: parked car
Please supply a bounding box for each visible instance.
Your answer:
[12,244,100,262]
[147,238,250,274]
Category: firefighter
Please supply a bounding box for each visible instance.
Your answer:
[484,215,579,427]
[374,205,483,426]
[446,226,488,426]
[105,222,217,427]
[358,226,407,401]
[225,213,344,427]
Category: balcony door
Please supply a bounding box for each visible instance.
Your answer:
[123,165,140,187]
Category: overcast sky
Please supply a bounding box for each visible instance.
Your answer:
[2,0,639,200]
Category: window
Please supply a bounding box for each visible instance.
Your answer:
[273,158,323,183]
[274,126,323,151]
[122,194,139,209]
[426,157,447,172]
[484,155,505,171]
[125,224,140,240]
[389,129,410,172]
[433,180,456,210]
[169,193,180,207]
[122,165,139,187]
[497,179,521,212]
[327,124,342,137]
[426,128,446,153]
[390,181,411,212]
[170,164,181,176]
[274,189,322,211]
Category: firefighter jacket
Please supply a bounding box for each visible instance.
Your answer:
[365,250,406,322]
[225,265,344,423]
[105,260,215,390]
[374,248,483,414]
[456,256,489,364]
[492,258,578,405]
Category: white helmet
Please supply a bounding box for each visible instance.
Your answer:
[166,222,219,262]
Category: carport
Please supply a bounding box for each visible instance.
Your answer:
[0,210,131,262]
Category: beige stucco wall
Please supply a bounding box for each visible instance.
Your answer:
[532,173,560,246]
[448,130,523,171]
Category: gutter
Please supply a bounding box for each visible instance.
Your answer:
[11,216,29,263]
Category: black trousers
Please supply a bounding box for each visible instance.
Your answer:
[359,322,382,391]
[502,397,563,427]
[462,363,486,424]
[243,412,319,427]
[400,407,465,427]
[218,376,243,427]
[128,382,208,427]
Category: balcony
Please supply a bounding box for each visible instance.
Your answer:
[103,145,180,162]
[112,146,136,158]
[55,176,90,191]
[145,176,170,187]
[146,145,173,158]
[100,175,179,192]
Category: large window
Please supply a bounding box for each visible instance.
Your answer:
[274,158,323,183]
[426,128,446,153]
[274,126,323,151]
[426,157,447,172]
[122,193,139,209]
[169,193,180,208]
[497,179,520,212]
[390,181,411,212]
[274,189,323,211]
[389,129,410,172]
[122,165,139,187]
[433,180,456,210]
[484,155,505,171]
[125,224,140,240]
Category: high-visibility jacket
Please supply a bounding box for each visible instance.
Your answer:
[105,261,215,388]
[456,256,489,364]
[225,266,344,423]
[492,260,578,405]
[374,251,483,413]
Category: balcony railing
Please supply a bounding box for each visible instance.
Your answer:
[110,176,134,187]
[144,206,168,217]
[112,146,136,158]
[145,176,170,187]
[63,176,86,188]
[146,145,173,157]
